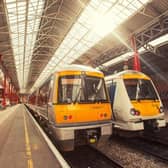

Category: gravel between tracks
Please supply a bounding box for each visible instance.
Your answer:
[95,138,168,168]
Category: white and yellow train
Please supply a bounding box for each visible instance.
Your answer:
[28,64,112,151]
[105,70,166,133]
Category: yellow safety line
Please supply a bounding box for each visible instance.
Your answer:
[23,111,34,168]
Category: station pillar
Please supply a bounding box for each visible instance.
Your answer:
[8,81,11,102]
[131,36,141,71]
[2,74,6,107]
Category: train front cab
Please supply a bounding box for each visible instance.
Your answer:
[106,71,166,133]
[48,69,112,151]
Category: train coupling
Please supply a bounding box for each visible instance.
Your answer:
[144,119,159,132]
[87,130,98,144]
[88,135,98,144]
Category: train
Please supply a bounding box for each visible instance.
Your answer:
[105,70,166,135]
[27,64,112,151]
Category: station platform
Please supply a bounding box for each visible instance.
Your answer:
[0,104,64,168]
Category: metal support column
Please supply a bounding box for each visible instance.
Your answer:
[131,36,141,71]
[8,81,11,104]
[2,74,6,107]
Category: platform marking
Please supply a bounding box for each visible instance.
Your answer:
[24,106,70,168]
[23,111,34,168]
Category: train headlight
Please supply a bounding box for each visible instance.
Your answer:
[64,115,73,120]
[130,108,136,115]
[130,108,140,116]
[135,110,140,116]
[69,115,72,119]
[104,113,107,117]
[64,115,68,120]
[159,106,164,113]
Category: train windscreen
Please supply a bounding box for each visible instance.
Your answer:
[85,76,107,103]
[124,79,159,101]
[58,75,108,104]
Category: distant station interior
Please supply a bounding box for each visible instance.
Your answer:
[0,0,168,168]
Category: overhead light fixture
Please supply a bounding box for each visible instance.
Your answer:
[100,51,134,68]
[149,33,168,46]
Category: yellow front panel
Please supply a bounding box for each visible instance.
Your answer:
[57,71,81,76]
[123,74,150,80]
[54,103,111,124]
[132,100,160,116]
[85,71,104,78]
[56,71,104,78]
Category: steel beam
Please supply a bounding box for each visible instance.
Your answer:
[92,12,168,67]
[135,14,168,48]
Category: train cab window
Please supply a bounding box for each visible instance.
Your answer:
[124,79,137,100]
[85,77,107,103]
[124,79,158,100]
[58,76,83,104]
[138,80,158,100]
[58,75,108,104]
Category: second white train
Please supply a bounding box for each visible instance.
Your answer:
[105,70,166,133]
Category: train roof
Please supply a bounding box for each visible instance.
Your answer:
[32,65,103,92]
[56,64,103,74]
[105,70,150,81]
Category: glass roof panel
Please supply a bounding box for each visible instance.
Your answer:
[32,0,150,92]
[5,0,45,90]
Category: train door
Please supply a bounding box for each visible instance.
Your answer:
[37,79,51,119]
[108,80,117,120]
[47,76,56,123]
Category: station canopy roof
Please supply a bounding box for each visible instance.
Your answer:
[0,0,168,93]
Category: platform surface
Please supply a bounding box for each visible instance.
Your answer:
[0,104,62,168]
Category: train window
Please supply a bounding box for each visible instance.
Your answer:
[58,75,108,104]
[138,80,158,100]
[124,79,137,100]
[58,76,83,104]
[108,82,116,105]
[124,79,158,100]
[48,77,54,102]
[85,76,108,103]
[38,80,51,106]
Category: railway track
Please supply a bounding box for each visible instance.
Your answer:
[142,127,168,146]
[26,106,123,168]
[141,134,168,146]
[123,137,168,163]
[62,145,123,168]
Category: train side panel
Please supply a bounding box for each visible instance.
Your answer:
[112,78,132,121]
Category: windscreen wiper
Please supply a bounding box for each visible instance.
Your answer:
[73,87,81,104]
